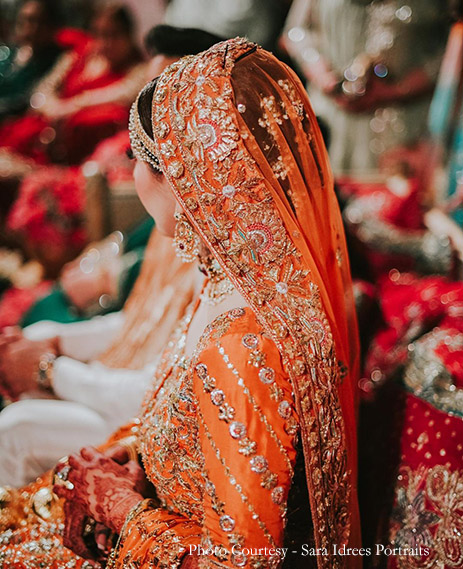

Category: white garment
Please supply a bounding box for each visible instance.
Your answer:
[23,311,125,361]
[0,313,156,487]
[164,0,284,49]
[283,0,447,174]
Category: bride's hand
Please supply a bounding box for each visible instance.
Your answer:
[53,447,146,534]
[60,500,102,564]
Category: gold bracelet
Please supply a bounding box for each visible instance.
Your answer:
[115,436,139,462]
[106,498,156,569]
[36,353,56,390]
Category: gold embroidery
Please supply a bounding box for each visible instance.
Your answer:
[390,465,463,569]
[403,329,463,418]
[197,407,277,548]
[197,350,281,493]
[146,38,353,565]
[218,342,296,475]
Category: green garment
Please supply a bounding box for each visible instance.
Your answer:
[21,217,153,327]
[0,42,63,120]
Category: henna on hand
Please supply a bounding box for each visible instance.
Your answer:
[53,447,146,534]
[180,553,200,569]
[61,500,100,564]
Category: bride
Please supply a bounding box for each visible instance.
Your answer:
[0,37,361,569]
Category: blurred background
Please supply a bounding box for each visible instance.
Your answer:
[0,0,460,333]
[0,4,463,565]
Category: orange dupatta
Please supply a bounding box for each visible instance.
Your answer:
[143,39,361,568]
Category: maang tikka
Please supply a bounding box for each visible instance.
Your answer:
[173,212,201,262]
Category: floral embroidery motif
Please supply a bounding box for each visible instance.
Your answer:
[186,114,239,163]
[220,515,236,533]
[242,334,259,350]
[231,204,288,267]
[259,367,275,384]
[229,421,247,440]
[151,37,353,565]
[390,464,463,569]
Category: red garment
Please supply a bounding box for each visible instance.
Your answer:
[386,319,463,569]
[362,272,463,392]
[338,178,424,231]
[339,177,426,280]
[358,273,463,569]
[0,42,138,165]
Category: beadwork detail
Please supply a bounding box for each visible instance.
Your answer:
[142,36,353,566]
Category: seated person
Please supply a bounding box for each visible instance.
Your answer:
[0,25,223,488]
[0,139,150,326]
[340,173,459,280]
[0,229,198,487]
[0,0,63,121]
[0,3,146,167]
[20,218,154,327]
[0,25,224,318]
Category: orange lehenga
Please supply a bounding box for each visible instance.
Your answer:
[0,39,361,569]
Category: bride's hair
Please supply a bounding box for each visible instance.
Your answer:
[136,79,157,141]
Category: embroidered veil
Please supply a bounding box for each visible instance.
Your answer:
[131,38,361,566]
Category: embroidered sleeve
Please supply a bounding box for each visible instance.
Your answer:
[110,318,298,569]
[192,325,299,568]
[108,501,202,569]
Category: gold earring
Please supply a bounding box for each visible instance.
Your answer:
[173,212,200,262]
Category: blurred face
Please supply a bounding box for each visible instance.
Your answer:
[133,160,177,237]
[91,14,133,68]
[15,1,50,48]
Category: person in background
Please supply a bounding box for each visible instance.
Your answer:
[0,25,223,327]
[164,0,289,52]
[0,3,145,167]
[0,229,197,488]
[17,218,154,328]
[282,0,448,175]
[0,25,222,489]
[0,0,63,122]
[353,10,463,564]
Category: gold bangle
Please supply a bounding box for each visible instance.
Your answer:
[37,353,56,390]
[115,436,139,462]
[106,499,156,569]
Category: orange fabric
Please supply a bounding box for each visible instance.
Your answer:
[125,38,361,568]
[114,308,299,568]
[0,231,196,568]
